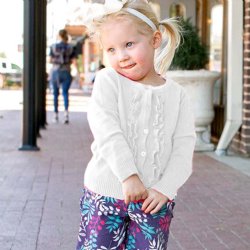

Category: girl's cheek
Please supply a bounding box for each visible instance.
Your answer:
[110,58,118,68]
[106,53,113,62]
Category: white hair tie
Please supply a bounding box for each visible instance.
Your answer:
[123,8,157,31]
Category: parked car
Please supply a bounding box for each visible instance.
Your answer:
[0,58,22,87]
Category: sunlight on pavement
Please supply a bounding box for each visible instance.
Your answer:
[0,90,23,110]
[46,89,91,112]
[0,89,91,112]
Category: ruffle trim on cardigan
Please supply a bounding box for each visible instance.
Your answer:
[127,92,165,181]
[127,92,141,160]
[152,95,165,179]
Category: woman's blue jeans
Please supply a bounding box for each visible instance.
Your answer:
[50,69,72,113]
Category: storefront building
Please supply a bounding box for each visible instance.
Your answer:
[154,0,249,156]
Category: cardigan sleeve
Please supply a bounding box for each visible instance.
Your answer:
[87,68,139,182]
[152,89,196,200]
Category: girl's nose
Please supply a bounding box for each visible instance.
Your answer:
[118,50,129,62]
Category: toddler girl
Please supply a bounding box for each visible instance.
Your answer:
[77,0,196,249]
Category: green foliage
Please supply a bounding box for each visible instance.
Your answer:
[170,18,209,70]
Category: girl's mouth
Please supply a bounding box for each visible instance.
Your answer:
[122,63,136,69]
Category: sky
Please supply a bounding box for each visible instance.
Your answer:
[0,0,23,65]
[0,0,79,67]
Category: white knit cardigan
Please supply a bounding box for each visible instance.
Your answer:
[84,67,196,200]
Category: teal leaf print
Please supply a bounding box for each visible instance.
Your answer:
[104,196,117,204]
[140,222,156,240]
[81,200,95,224]
[152,204,167,219]
[126,234,136,250]
[129,202,141,211]
[105,215,122,232]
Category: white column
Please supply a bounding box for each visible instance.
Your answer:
[216,0,243,155]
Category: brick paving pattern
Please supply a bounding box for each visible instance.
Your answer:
[0,89,250,250]
[168,154,250,250]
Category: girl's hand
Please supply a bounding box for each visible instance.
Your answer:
[141,189,168,214]
[122,174,148,205]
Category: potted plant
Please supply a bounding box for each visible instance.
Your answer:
[170,18,209,70]
[168,18,220,151]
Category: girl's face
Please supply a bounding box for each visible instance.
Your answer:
[100,17,161,84]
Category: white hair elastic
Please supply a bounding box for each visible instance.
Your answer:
[123,8,157,31]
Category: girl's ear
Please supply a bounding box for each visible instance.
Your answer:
[152,31,162,49]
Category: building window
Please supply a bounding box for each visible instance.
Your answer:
[11,63,21,70]
[209,4,223,106]
[209,4,223,72]
[169,3,186,18]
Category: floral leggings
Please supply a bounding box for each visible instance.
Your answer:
[76,188,175,250]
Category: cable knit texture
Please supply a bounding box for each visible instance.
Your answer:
[84,67,196,200]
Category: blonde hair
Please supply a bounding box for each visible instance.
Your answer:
[155,18,181,74]
[90,0,181,75]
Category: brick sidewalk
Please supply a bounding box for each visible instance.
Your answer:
[0,89,250,250]
[168,154,250,250]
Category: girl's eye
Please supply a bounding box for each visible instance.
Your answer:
[126,42,133,48]
[108,48,115,53]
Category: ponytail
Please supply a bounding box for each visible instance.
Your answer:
[154,18,181,75]
[59,29,69,43]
